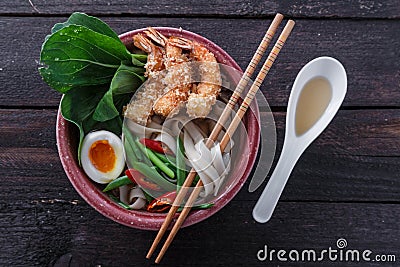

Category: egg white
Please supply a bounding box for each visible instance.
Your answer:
[81,130,125,184]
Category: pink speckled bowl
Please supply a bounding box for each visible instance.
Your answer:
[56,27,260,230]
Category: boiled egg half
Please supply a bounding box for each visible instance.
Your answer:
[81,130,125,184]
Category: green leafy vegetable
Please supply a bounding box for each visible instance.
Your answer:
[60,86,106,162]
[39,12,147,162]
[51,12,120,40]
[61,85,124,162]
[39,24,132,93]
[93,63,145,122]
[131,54,147,67]
[82,113,123,136]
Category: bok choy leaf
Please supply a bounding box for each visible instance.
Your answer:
[51,12,120,40]
[39,12,147,162]
[93,63,145,122]
[39,24,132,93]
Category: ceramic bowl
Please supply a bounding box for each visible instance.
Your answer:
[56,27,260,230]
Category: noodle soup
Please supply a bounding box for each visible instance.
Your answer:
[123,62,252,207]
[57,27,263,229]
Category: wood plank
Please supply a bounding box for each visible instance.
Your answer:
[0,17,399,107]
[247,109,400,202]
[0,109,55,148]
[272,110,400,157]
[1,109,399,202]
[0,199,399,266]
[1,0,399,18]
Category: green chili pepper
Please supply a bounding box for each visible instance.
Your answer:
[108,194,131,210]
[159,168,177,184]
[131,161,176,192]
[151,151,175,178]
[165,162,178,172]
[135,138,153,165]
[137,141,175,179]
[103,175,132,192]
[154,152,176,164]
[154,151,169,162]
[155,152,179,172]
[176,137,187,191]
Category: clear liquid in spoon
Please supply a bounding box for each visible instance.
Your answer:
[295,77,332,136]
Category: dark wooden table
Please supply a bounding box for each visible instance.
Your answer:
[1,1,399,266]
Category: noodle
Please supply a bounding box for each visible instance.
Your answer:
[129,187,147,209]
[119,185,130,205]
[119,185,147,210]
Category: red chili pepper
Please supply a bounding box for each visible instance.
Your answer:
[139,138,173,155]
[125,169,161,191]
[146,191,177,213]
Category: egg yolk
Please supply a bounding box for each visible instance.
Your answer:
[89,140,116,173]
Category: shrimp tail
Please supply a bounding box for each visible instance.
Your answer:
[133,33,165,77]
[133,33,153,53]
[169,37,222,118]
[145,27,168,47]
[168,37,193,50]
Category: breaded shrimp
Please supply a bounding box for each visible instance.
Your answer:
[169,37,222,118]
[124,33,168,125]
[133,33,165,78]
[145,28,189,68]
[124,74,167,125]
[152,85,190,116]
[144,28,192,117]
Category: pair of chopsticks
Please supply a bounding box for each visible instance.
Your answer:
[147,13,295,263]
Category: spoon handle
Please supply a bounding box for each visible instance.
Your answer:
[252,145,301,223]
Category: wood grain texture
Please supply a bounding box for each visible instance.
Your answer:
[0,17,399,108]
[1,198,399,266]
[1,3,400,265]
[1,0,399,18]
[1,109,399,203]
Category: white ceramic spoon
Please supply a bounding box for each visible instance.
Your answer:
[252,56,347,223]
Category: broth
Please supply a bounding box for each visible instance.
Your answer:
[295,77,332,136]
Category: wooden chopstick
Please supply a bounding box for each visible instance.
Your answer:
[146,13,284,261]
[153,19,295,263]
[206,13,284,142]
[147,14,292,263]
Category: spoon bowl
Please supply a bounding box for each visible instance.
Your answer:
[253,56,347,223]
